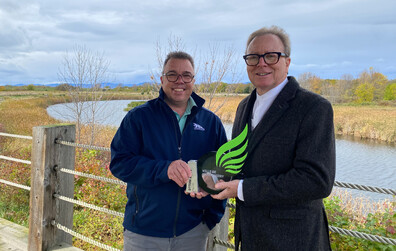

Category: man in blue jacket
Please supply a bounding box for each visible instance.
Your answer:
[110,51,227,251]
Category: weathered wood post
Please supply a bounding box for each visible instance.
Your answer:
[28,124,76,251]
[207,201,230,251]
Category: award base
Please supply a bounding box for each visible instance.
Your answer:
[185,160,199,193]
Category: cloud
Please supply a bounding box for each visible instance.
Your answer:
[1,0,396,85]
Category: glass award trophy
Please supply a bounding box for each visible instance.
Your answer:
[186,124,248,194]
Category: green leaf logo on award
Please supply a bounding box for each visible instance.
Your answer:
[197,124,248,194]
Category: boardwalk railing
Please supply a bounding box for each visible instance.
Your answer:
[1,125,396,250]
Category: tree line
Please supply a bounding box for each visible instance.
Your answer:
[298,67,396,104]
[102,67,396,104]
[1,67,395,105]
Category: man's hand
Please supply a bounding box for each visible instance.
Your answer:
[187,173,214,199]
[168,160,192,187]
[211,179,240,200]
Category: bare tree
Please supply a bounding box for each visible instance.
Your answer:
[337,74,355,102]
[58,44,112,144]
[198,43,241,113]
[151,35,241,114]
[150,34,187,93]
[321,79,342,103]
[298,72,322,94]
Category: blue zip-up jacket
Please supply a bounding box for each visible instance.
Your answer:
[110,89,227,238]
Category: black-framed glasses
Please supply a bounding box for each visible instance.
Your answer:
[163,72,194,83]
[243,52,288,66]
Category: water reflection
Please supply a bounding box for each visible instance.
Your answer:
[335,135,396,200]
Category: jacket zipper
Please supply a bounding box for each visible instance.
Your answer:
[171,105,198,236]
[173,189,181,237]
[132,186,139,224]
[173,116,183,237]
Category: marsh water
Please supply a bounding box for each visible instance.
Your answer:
[47,100,396,201]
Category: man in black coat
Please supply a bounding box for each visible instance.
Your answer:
[212,26,336,250]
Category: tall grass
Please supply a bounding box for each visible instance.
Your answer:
[333,105,396,143]
[207,96,396,143]
[203,94,247,123]
[0,97,60,135]
[325,190,395,250]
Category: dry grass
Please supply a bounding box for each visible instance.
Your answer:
[329,188,395,223]
[78,125,117,147]
[0,97,60,135]
[203,95,246,123]
[205,97,396,143]
[333,105,396,143]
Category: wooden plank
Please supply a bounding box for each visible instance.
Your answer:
[0,217,82,251]
[0,217,28,251]
[28,125,75,251]
[55,126,76,246]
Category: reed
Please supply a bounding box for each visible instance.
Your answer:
[324,189,395,250]
[328,189,394,223]
[207,97,396,143]
[333,105,396,143]
[203,94,246,123]
[0,97,60,135]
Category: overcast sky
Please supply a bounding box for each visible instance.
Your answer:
[0,0,395,86]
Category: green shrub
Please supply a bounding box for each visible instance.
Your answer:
[324,194,396,250]
[123,101,146,111]
[384,83,396,101]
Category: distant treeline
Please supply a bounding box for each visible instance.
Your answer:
[297,68,396,104]
[1,68,395,104]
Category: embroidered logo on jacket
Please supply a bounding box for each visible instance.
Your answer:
[193,123,205,131]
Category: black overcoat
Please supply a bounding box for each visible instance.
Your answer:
[233,76,335,251]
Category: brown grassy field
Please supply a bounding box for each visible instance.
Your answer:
[333,105,396,143]
[1,93,395,143]
[207,95,396,143]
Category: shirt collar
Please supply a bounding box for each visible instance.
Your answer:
[173,96,196,119]
[184,96,196,116]
[255,77,288,102]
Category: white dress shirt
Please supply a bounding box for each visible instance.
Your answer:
[237,77,288,201]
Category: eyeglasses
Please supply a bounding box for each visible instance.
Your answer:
[243,52,288,66]
[163,72,194,83]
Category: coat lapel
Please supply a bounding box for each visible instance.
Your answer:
[247,77,299,153]
[232,90,256,139]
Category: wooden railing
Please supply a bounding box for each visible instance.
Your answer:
[29,124,76,250]
[0,125,229,250]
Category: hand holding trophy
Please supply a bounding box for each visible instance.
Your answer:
[186,124,248,195]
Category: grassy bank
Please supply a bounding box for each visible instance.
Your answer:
[212,95,396,144]
[333,105,396,143]
[0,93,395,250]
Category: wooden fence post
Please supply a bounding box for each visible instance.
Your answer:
[28,124,76,251]
[207,201,230,251]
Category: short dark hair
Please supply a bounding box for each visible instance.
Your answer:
[246,25,291,57]
[162,51,195,74]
